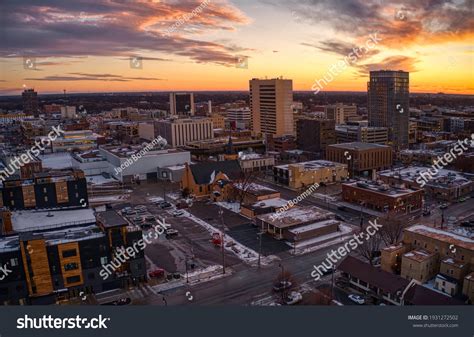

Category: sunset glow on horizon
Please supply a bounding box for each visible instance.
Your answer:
[1,0,473,96]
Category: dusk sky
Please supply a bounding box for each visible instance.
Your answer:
[0,0,473,95]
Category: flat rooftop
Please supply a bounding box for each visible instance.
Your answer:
[96,210,128,229]
[257,205,332,229]
[275,159,345,171]
[405,225,474,251]
[11,208,96,232]
[403,249,436,262]
[0,224,104,252]
[101,145,184,158]
[328,142,390,150]
[233,182,278,196]
[344,181,419,197]
[379,166,472,188]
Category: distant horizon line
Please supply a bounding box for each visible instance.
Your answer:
[1,89,473,98]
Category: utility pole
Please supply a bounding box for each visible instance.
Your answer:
[257,231,263,269]
[219,206,226,274]
[185,256,189,283]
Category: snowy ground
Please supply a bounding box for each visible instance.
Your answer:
[87,175,118,185]
[178,209,276,266]
[216,201,241,213]
[89,194,129,204]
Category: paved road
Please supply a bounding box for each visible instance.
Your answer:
[148,244,346,305]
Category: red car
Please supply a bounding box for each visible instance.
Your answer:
[148,268,165,278]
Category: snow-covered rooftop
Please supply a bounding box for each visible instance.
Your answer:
[39,152,73,169]
[405,225,474,251]
[11,208,96,232]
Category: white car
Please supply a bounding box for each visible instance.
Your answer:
[348,294,365,305]
[284,291,302,305]
[172,210,184,217]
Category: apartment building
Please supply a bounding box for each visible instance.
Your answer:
[0,208,145,305]
[0,169,88,210]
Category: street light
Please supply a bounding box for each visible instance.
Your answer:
[213,179,230,275]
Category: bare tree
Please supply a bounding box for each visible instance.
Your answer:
[232,170,261,205]
[378,217,405,246]
[356,231,382,265]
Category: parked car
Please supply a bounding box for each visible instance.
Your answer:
[172,210,184,217]
[135,205,147,211]
[321,267,334,276]
[144,215,155,222]
[160,202,173,209]
[148,268,165,278]
[133,216,143,223]
[272,280,292,292]
[348,294,365,305]
[125,209,136,215]
[461,221,474,228]
[165,228,179,237]
[284,291,302,305]
[440,203,449,209]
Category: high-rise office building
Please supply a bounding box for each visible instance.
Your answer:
[368,70,409,149]
[169,92,195,116]
[249,78,293,137]
[22,88,39,117]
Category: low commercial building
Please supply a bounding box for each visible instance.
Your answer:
[273,160,347,189]
[48,130,105,153]
[231,182,280,205]
[238,153,274,173]
[378,166,473,201]
[72,150,110,176]
[99,145,190,183]
[255,205,337,242]
[341,181,423,215]
[326,142,392,178]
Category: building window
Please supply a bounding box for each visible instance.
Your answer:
[62,249,77,258]
[100,257,108,265]
[64,262,79,271]
[10,258,18,266]
[66,275,81,284]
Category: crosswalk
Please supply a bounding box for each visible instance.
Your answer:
[127,285,158,300]
[96,284,158,304]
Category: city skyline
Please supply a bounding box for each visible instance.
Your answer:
[0,0,473,96]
